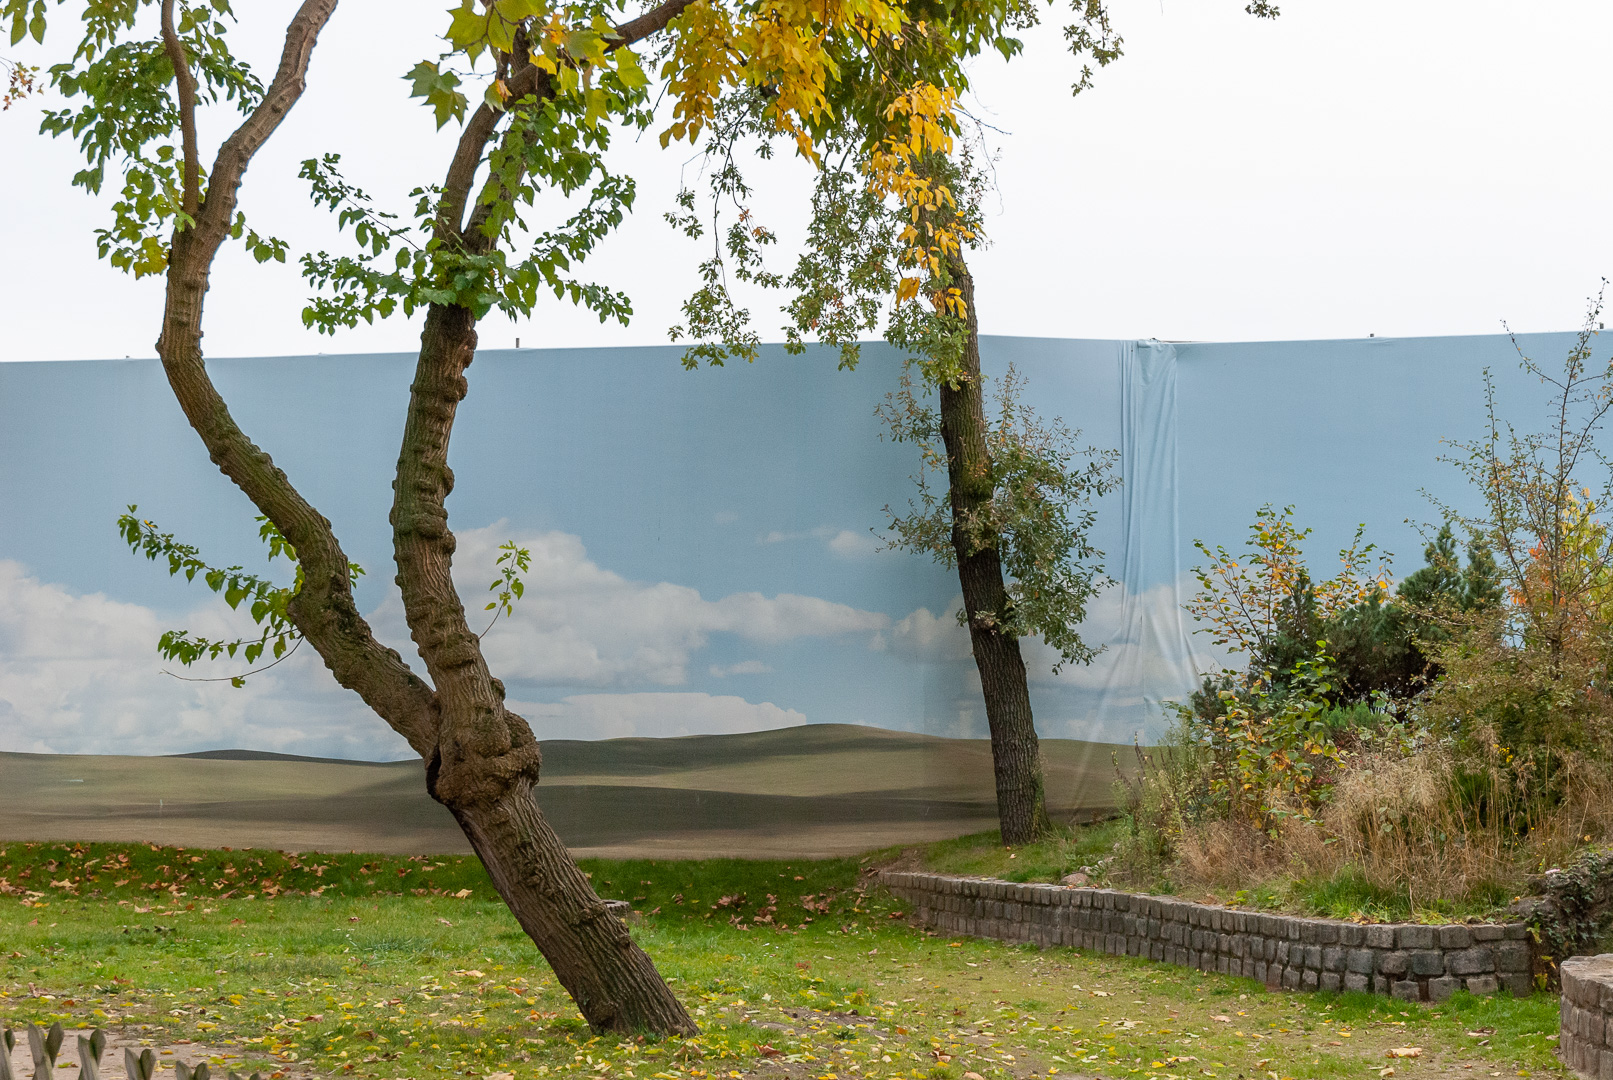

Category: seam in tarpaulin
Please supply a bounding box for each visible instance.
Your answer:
[1097,339,1199,739]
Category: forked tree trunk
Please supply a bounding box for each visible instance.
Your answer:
[150,0,694,1036]
[936,255,1052,847]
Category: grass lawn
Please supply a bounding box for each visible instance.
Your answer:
[0,841,1570,1080]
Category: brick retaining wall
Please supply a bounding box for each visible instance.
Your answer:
[878,870,1534,1002]
[1561,955,1613,1078]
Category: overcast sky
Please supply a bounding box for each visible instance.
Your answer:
[2,0,1611,364]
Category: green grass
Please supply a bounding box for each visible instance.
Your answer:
[922,824,1126,884]
[0,839,1572,1080]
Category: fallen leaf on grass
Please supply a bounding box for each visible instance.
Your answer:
[1212,1015,1232,1023]
[1385,1048,1423,1059]
[454,888,473,899]
[1378,1070,1394,1079]
[487,1073,515,1080]
[437,918,453,926]
[758,1045,782,1057]
[965,1073,985,1080]
[1466,1028,1496,1037]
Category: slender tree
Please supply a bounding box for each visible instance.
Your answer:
[15,0,1029,1034]
[669,0,1280,845]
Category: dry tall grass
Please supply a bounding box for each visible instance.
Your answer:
[1159,745,1613,907]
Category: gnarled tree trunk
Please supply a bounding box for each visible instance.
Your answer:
[152,0,695,1035]
[936,254,1051,846]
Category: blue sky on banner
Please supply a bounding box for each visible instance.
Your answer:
[0,331,1591,759]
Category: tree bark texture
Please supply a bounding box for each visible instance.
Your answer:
[937,256,1052,847]
[150,0,695,1035]
[393,302,697,1034]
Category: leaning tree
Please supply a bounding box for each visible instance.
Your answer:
[10,0,1033,1034]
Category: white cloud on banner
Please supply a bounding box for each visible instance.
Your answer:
[0,559,408,759]
[877,597,974,662]
[709,660,773,678]
[395,524,890,688]
[758,524,886,559]
[514,692,807,740]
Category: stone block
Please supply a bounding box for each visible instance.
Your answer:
[1300,920,1320,944]
[1409,950,1447,976]
[1301,968,1319,991]
[1318,922,1340,945]
[1276,941,1291,965]
[1379,951,1410,976]
[1323,946,1345,972]
[1397,925,1436,950]
[1471,924,1505,942]
[1438,925,1474,949]
[1320,972,1342,993]
[1373,974,1396,996]
[1303,945,1323,970]
[1344,972,1370,993]
[1494,941,1531,973]
[1504,923,1530,940]
[1391,979,1422,1002]
[1283,967,1301,990]
[1428,976,1460,1002]
[1464,975,1499,997]
[1259,914,1282,937]
[1445,946,1495,976]
[1340,924,1366,947]
[1347,948,1377,974]
[1365,925,1396,949]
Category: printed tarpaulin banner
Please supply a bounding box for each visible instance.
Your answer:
[0,331,1588,851]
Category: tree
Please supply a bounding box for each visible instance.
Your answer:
[15,0,1034,1037]
[668,1,1283,846]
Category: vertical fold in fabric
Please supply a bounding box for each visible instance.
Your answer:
[1098,340,1198,738]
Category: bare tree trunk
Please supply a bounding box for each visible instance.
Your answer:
[150,0,695,1036]
[936,254,1052,846]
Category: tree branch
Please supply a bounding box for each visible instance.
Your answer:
[159,0,200,219]
[193,0,339,241]
[612,0,697,47]
[154,0,446,760]
[438,0,695,242]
